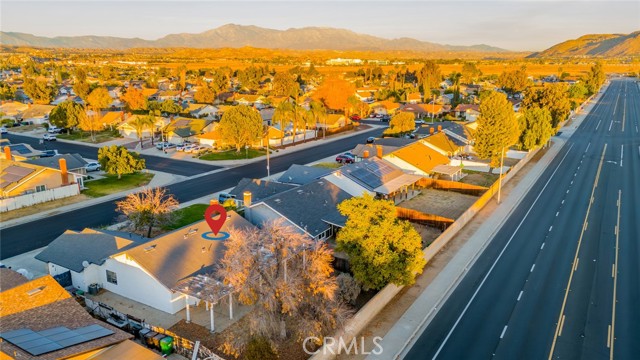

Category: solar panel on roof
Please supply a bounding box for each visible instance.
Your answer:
[0,325,114,356]
[5,166,34,177]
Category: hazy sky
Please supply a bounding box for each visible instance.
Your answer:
[1,1,638,51]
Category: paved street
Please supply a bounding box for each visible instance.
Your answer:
[405,78,639,360]
[3,133,220,176]
[0,127,383,259]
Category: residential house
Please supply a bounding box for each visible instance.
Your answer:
[98,111,125,129]
[383,141,452,177]
[117,115,169,140]
[153,90,180,102]
[355,87,379,103]
[316,114,350,130]
[37,212,255,315]
[0,101,29,119]
[325,157,423,203]
[244,180,352,241]
[509,99,522,112]
[5,143,44,160]
[233,94,266,108]
[0,269,152,360]
[351,143,399,159]
[406,92,422,104]
[229,178,296,207]
[16,104,54,124]
[164,117,215,144]
[399,103,427,119]
[420,132,465,157]
[188,104,218,120]
[413,121,474,152]
[369,100,400,116]
[277,164,334,186]
[24,153,89,177]
[454,104,481,121]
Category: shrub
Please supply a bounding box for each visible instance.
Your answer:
[245,336,278,360]
[337,272,361,306]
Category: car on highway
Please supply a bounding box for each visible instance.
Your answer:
[43,133,57,141]
[85,162,101,172]
[0,126,7,134]
[336,154,355,164]
[366,136,376,144]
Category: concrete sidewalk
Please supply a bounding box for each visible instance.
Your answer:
[360,86,604,360]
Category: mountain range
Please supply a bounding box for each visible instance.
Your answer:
[0,24,507,52]
[528,31,640,58]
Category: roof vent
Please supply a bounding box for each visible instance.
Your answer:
[26,286,45,296]
[144,244,157,252]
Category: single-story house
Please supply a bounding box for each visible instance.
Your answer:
[0,101,29,118]
[0,269,144,360]
[37,213,255,315]
[351,143,399,159]
[188,104,218,119]
[153,90,181,102]
[229,178,296,207]
[277,164,334,186]
[413,121,475,150]
[5,143,44,160]
[317,114,350,130]
[24,153,88,176]
[117,115,169,140]
[244,180,351,241]
[370,100,400,115]
[383,141,452,177]
[164,117,215,144]
[1,159,82,199]
[18,104,54,124]
[406,92,422,104]
[355,87,379,103]
[454,104,481,121]
[98,111,125,128]
[420,132,465,157]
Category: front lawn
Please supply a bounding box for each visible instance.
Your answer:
[163,204,208,230]
[199,148,266,161]
[313,162,342,169]
[82,172,154,198]
[58,129,122,143]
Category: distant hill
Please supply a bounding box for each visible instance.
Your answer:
[528,31,640,58]
[0,24,508,52]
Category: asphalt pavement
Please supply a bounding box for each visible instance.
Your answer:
[0,127,384,259]
[404,78,639,360]
[3,133,220,176]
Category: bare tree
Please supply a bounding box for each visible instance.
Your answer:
[116,187,179,237]
[216,220,351,357]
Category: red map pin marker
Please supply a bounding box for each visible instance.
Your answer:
[204,204,227,235]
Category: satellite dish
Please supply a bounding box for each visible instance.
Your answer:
[82,261,90,268]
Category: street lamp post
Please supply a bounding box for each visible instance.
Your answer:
[497,146,505,204]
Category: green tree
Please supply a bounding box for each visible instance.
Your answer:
[273,101,294,146]
[522,83,571,129]
[384,112,415,136]
[419,60,442,93]
[336,194,426,290]
[23,77,56,104]
[131,115,154,149]
[0,83,15,100]
[272,72,300,98]
[474,91,520,172]
[309,100,327,139]
[518,107,553,151]
[97,145,145,179]
[49,101,86,131]
[449,72,462,107]
[584,62,605,95]
[116,187,178,238]
[461,62,482,83]
[313,77,356,113]
[160,101,182,114]
[218,105,263,152]
[73,67,90,100]
[194,83,215,104]
[85,87,112,141]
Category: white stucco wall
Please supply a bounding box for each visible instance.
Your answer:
[323,173,372,197]
[383,155,429,176]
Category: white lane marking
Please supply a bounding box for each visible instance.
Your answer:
[574,258,580,271]
[541,243,545,250]
[612,263,615,278]
[567,189,570,194]
[562,200,565,205]
[556,211,559,217]
[596,120,602,130]
[608,119,614,132]
[530,264,536,272]
[431,144,575,360]
[549,226,553,232]
[585,142,591,153]
[500,325,508,339]
[620,145,623,167]
[559,315,566,336]
[517,291,523,301]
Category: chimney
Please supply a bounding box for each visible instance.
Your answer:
[244,191,252,207]
[363,150,369,159]
[376,145,383,158]
[59,158,68,185]
[429,127,435,135]
[437,125,442,132]
[4,146,12,160]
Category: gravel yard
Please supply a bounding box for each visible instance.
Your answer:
[401,189,479,220]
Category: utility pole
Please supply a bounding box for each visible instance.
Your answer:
[498,146,505,204]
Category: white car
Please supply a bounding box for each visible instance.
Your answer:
[85,162,101,172]
[177,143,191,152]
[0,126,7,134]
[43,133,57,141]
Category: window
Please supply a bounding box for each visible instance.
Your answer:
[106,270,118,285]
[35,185,46,192]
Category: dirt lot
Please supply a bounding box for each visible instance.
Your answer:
[402,189,479,220]
[412,223,443,247]
[459,172,500,187]
[1,194,90,222]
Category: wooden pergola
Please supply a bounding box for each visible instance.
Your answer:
[173,274,234,333]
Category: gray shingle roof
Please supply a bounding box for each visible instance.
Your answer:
[24,154,88,171]
[339,157,406,191]
[372,138,416,147]
[118,211,255,289]
[262,180,351,238]
[277,164,334,185]
[229,178,296,202]
[35,229,150,272]
[414,121,472,141]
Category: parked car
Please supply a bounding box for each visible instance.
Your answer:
[415,119,426,125]
[155,142,176,150]
[343,152,356,158]
[0,126,7,134]
[85,162,101,172]
[218,193,236,204]
[336,154,355,164]
[48,126,63,134]
[43,133,57,141]
[369,113,379,119]
[177,142,194,151]
[188,145,206,153]
[40,150,59,157]
[380,115,391,122]
[350,114,361,121]
[366,136,376,144]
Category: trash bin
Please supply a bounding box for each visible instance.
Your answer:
[88,284,98,295]
[143,331,157,348]
[138,328,151,341]
[152,333,165,349]
[159,336,174,355]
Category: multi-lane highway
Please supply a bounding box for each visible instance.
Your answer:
[0,127,383,259]
[405,78,639,360]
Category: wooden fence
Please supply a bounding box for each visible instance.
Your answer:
[416,178,488,196]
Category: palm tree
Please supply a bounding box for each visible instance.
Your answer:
[309,101,327,139]
[131,115,154,149]
[273,101,294,146]
[294,106,313,142]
